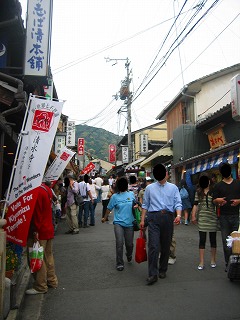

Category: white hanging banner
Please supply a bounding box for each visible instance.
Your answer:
[4,96,64,246]
[122,146,129,164]
[24,0,53,76]
[43,146,75,183]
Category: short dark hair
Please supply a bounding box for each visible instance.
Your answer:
[219,162,231,178]
[153,163,166,181]
[116,177,128,192]
[129,175,137,184]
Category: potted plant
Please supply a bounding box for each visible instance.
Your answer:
[5,243,19,279]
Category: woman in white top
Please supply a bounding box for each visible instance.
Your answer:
[101,178,111,220]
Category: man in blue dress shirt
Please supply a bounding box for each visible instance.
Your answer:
[140,163,182,285]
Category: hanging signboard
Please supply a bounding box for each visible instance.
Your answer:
[140,134,148,155]
[207,126,226,150]
[122,146,129,164]
[24,0,53,77]
[4,96,64,246]
[66,121,76,147]
[54,135,66,155]
[231,74,240,121]
[109,144,116,163]
[78,138,84,156]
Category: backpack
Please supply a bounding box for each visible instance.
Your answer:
[73,182,84,206]
[74,191,84,206]
[180,187,189,200]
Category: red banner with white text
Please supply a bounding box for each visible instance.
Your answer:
[109,144,116,163]
[80,162,95,175]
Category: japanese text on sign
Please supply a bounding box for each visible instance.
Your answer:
[24,0,52,76]
[208,128,226,149]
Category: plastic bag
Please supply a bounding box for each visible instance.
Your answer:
[135,230,147,263]
[29,241,44,273]
[132,206,141,231]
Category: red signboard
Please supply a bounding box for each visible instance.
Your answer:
[109,144,116,163]
[78,138,85,156]
[80,162,95,175]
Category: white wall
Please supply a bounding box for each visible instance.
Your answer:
[195,69,240,121]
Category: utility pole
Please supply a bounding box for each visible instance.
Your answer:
[105,57,132,163]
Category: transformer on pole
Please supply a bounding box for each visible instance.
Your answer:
[105,57,132,164]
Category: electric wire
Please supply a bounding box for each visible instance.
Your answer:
[52,8,198,75]
[134,11,239,112]
[134,0,212,97]
[132,0,221,104]
[198,90,230,117]
[141,0,189,85]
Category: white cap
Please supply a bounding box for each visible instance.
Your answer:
[146,176,154,181]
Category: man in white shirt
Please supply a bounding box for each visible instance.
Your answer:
[78,175,93,228]
[94,174,103,203]
[108,175,115,187]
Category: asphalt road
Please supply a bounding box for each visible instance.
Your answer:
[18,203,240,320]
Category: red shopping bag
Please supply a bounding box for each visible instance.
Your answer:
[135,229,147,263]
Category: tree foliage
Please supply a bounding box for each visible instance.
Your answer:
[75,124,122,161]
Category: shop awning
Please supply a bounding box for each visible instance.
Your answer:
[125,157,146,169]
[140,147,173,166]
[186,148,239,174]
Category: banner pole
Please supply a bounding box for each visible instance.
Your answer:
[2,96,32,219]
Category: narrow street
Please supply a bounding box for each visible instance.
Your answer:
[18,203,240,320]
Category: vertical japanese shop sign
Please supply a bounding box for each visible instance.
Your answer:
[140,134,148,155]
[78,138,85,156]
[4,96,64,246]
[54,135,66,155]
[122,146,129,164]
[66,121,76,147]
[109,144,116,163]
[231,74,240,120]
[43,146,75,183]
[24,0,53,76]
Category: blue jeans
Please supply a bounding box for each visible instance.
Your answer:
[114,224,134,267]
[78,201,91,227]
[147,211,174,277]
[219,214,239,265]
[97,189,102,203]
[89,199,97,225]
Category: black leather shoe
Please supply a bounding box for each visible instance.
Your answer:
[146,275,158,285]
[159,272,166,279]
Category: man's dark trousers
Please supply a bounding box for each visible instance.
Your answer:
[147,211,174,277]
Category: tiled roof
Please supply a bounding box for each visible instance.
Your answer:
[196,104,231,127]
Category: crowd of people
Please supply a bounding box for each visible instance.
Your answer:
[25,161,240,293]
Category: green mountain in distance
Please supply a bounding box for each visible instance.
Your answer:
[75,124,123,161]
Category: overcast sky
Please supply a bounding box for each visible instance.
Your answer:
[19,0,240,135]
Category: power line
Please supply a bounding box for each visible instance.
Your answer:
[132,0,221,104]
[135,11,239,112]
[52,8,198,75]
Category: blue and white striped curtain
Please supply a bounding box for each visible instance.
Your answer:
[185,148,239,187]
